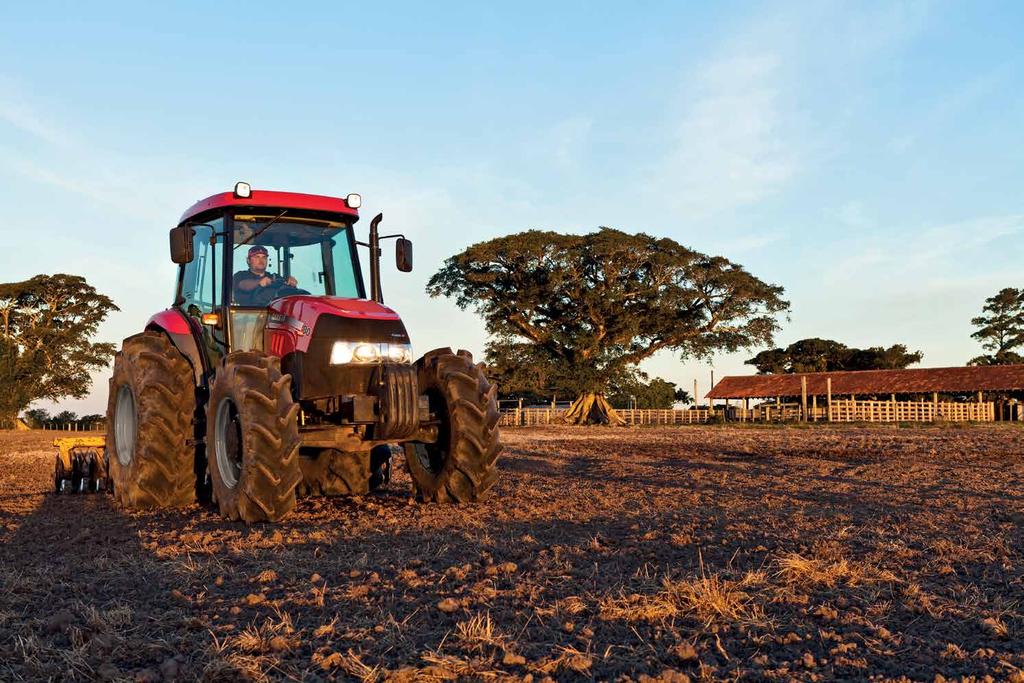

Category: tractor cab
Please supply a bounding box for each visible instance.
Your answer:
[171,187,370,359]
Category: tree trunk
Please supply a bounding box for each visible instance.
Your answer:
[561,392,625,426]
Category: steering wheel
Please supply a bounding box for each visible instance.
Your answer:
[247,276,310,306]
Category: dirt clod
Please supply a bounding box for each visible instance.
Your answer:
[673,641,699,661]
[437,598,460,613]
[43,609,75,634]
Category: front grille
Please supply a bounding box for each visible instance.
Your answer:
[288,313,411,401]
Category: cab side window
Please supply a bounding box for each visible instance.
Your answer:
[180,219,224,313]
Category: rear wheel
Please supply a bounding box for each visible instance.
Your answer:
[298,448,369,496]
[206,352,301,522]
[105,331,196,508]
[404,348,501,502]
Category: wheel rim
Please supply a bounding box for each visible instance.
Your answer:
[214,397,244,489]
[114,385,136,466]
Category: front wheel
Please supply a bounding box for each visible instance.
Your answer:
[206,352,302,522]
[404,348,501,502]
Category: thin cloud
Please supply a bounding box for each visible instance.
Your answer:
[824,214,1023,285]
[0,92,72,148]
[653,52,798,218]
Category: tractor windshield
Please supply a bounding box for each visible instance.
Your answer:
[230,214,362,306]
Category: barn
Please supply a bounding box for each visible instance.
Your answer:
[707,365,1024,422]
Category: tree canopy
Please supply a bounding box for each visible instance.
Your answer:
[428,227,789,422]
[0,274,118,422]
[745,338,923,374]
[969,287,1023,366]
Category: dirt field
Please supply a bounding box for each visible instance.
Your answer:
[1,425,1023,682]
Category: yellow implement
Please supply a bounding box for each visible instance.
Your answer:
[53,436,109,494]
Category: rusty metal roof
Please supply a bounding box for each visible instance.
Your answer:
[706,365,1024,399]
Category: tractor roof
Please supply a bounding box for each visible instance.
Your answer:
[180,189,360,225]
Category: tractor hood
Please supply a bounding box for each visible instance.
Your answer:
[266,295,407,355]
[269,295,401,325]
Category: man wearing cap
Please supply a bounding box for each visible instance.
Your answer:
[232,246,298,304]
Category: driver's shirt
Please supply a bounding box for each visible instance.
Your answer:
[232,269,269,305]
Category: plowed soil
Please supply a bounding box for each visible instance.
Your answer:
[1,425,1022,682]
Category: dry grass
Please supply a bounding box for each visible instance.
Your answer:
[774,552,899,589]
[454,612,506,651]
[599,570,763,627]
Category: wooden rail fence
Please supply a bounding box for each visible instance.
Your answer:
[498,408,713,427]
[499,400,999,426]
[827,399,993,423]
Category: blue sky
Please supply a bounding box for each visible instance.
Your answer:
[1,1,1021,415]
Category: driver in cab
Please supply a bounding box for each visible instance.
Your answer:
[232,245,298,304]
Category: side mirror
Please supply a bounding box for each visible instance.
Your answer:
[396,238,413,272]
[169,225,195,264]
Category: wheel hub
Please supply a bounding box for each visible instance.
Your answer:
[214,398,244,489]
[114,385,136,466]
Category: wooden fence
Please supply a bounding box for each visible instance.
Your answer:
[827,399,993,423]
[499,400,999,426]
[498,407,713,427]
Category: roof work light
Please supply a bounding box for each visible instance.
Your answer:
[345,193,361,208]
[233,181,252,199]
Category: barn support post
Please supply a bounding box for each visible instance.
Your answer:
[801,376,808,423]
[812,394,818,422]
[826,377,833,422]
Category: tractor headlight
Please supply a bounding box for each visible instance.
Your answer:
[330,341,413,365]
[386,343,413,364]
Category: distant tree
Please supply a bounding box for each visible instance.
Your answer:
[430,228,788,424]
[53,410,78,423]
[673,388,693,405]
[80,413,105,424]
[746,338,922,374]
[744,347,789,374]
[845,344,923,370]
[0,274,118,424]
[608,376,680,409]
[22,407,50,428]
[969,350,1024,367]
[969,288,1023,366]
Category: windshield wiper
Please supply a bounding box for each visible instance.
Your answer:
[237,209,288,247]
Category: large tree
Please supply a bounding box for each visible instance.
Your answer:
[969,287,1023,366]
[0,274,118,424]
[428,228,788,423]
[746,338,922,374]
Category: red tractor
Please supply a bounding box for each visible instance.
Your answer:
[105,183,501,522]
